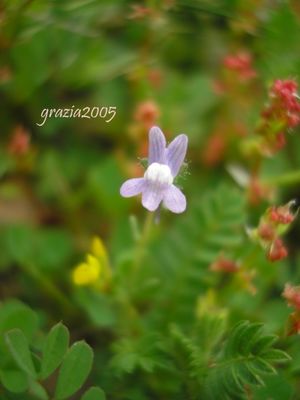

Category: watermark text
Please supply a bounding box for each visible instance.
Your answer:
[36,106,117,126]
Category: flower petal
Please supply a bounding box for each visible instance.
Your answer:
[166,134,188,177]
[120,178,145,197]
[163,184,186,213]
[141,183,164,212]
[148,126,166,165]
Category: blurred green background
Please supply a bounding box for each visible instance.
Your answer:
[1,0,300,399]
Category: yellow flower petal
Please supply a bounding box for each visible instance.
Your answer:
[72,256,101,286]
[91,236,108,261]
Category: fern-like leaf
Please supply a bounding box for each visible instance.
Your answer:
[152,184,245,326]
[203,321,291,399]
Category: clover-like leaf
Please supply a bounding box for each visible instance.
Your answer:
[55,341,93,400]
[40,322,69,380]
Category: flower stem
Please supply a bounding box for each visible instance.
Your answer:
[264,170,300,187]
[116,212,155,334]
[133,211,154,273]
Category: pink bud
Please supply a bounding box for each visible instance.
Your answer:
[258,223,275,241]
[210,256,239,273]
[268,205,295,225]
[283,284,300,310]
[8,125,30,156]
[134,101,160,129]
[223,52,256,81]
[267,238,288,262]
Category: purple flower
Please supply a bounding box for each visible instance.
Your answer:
[120,126,188,213]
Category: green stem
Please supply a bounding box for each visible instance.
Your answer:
[132,211,154,274]
[264,170,300,187]
[112,213,155,336]
[116,288,143,335]
[115,212,155,334]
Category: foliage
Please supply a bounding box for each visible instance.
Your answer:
[204,321,290,399]
[1,0,300,399]
[0,305,101,399]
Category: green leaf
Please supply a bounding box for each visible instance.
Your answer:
[203,321,290,399]
[253,373,294,400]
[262,349,291,363]
[252,335,278,354]
[0,300,38,348]
[81,387,106,400]
[34,229,73,272]
[87,158,126,217]
[29,380,49,400]
[40,323,70,380]
[11,29,51,99]
[258,4,300,78]
[194,312,227,364]
[0,368,29,393]
[55,341,93,400]
[5,225,36,264]
[5,329,37,379]
[225,321,250,357]
[239,322,264,355]
[251,358,276,375]
[110,334,164,376]
[74,290,116,328]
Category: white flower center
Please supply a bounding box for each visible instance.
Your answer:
[144,162,173,186]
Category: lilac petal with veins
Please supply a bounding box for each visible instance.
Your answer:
[120,178,145,197]
[163,184,186,214]
[141,182,164,212]
[148,126,167,165]
[166,134,188,177]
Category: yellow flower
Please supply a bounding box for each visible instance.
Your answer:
[91,236,108,262]
[92,236,112,282]
[72,236,112,290]
[72,254,101,286]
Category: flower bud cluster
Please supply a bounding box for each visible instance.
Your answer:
[247,176,273,206]
[223,52,256,81]
[253,201,297,262]
[210,255,239,273]
[266,238,288,262]
[283,283,300,310]
[271,80,300,126]
[282,283,300,335]
[210,255,257,295]
[258,79,300,154]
